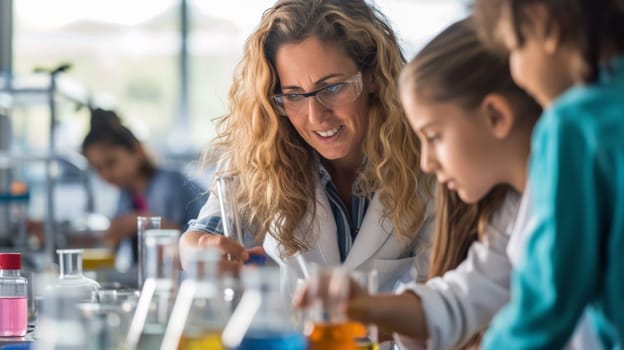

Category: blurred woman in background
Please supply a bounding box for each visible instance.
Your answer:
[82,108,205,263]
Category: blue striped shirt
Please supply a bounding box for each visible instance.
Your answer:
[189,163,371,262]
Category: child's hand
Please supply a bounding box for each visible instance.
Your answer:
[345,295,376,323]
[292,274,368,309]
[348,292,429,340]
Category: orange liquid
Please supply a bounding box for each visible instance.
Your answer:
[346,321,367,338]
[308,323,360,350]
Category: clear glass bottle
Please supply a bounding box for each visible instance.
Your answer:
[161,247,227,350]
[0,253,28,337]
[222,266,307,350]
[125,229,180,350]
[55,249,100,302]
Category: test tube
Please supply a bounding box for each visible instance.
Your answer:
[215,175,244,251]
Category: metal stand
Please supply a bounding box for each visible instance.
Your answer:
[0,67,93,263]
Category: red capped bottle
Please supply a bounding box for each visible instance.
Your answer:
[0,253,28,336]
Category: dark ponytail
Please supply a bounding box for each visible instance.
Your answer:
[82,108,155,177]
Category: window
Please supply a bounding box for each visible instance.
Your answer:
[14,0,179,152]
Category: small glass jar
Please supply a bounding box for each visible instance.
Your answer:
[0,253,28,337]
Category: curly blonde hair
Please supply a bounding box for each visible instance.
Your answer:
[209,0,430,257]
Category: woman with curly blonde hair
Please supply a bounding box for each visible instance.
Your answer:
[180,0,434,292]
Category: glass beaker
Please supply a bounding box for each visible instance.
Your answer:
[222,266,307,350]
[305,266,359,350]
[161,247,227,350]
[91,287,140,349]
[137,216,162,289]
[125,229,179,350]
[55,249,100,302]
[35,271,89,350]
[351,269,379,350]
[77,300,137,350]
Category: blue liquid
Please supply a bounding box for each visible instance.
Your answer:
[236,330,307,350]
[245,254,267,266]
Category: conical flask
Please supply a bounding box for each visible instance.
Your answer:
[222,266,307,350]
[160,247,227,350]
[55,249,100,302]
[126,229,180,350]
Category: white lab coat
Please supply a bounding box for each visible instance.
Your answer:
[394,189,599,350]
[395,190,520,350]
[187,176,434,294]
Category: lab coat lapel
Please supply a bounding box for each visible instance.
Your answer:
[342,193,394,271]
[263,180,341,266]
[302,180,341,265]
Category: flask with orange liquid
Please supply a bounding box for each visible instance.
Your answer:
[304,266,380,350]
[305,266,360,350]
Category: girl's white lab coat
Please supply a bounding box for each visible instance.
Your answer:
[395,190,599,350]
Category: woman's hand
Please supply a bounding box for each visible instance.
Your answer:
[245,246,267,265]
[180,230,253,273]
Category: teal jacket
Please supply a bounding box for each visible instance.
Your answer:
[484,56,624,349]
